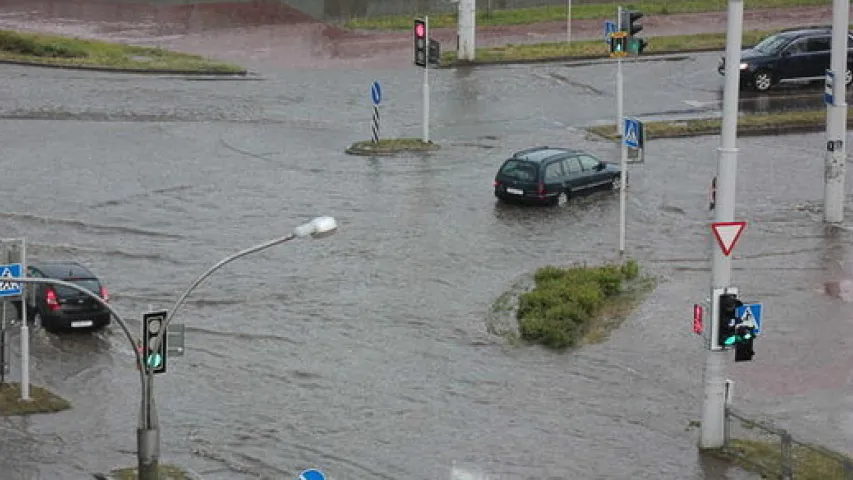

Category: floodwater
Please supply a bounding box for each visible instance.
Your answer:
[0,13,850,480]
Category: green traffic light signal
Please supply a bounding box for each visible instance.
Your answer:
[146,353,163,369]
[724,335,737,346]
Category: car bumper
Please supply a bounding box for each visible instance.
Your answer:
[44,311,110,330]
[495,189,556,205]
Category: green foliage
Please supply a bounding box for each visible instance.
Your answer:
[0,30,87,58]
[517,260,641,349]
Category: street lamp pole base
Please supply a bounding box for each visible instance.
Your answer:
[137,428,160,480]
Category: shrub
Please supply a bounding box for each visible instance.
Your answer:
[0,31,87,58]
[516,260,641,349]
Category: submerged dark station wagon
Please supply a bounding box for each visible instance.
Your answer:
[493,146,622,206]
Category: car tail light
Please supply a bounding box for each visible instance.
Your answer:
[46,288,60,311]
[100,286,109,302]
[493,180,500,187]
[538,183,546,199]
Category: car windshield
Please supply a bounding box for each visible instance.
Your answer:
[55,278,100,297]
[753,34,790,55]
[499,160,538,182]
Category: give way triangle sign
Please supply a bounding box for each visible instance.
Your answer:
[711,221,747,256]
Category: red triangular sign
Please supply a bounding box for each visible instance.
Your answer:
[711,221,747,256]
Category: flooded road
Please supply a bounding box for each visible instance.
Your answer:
[0,53,850,480]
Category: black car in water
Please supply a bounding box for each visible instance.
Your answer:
[718,26,853,92]
[493,146,622,206]
[20,262,111,332]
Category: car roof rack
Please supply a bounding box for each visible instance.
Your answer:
[513,146,550,157]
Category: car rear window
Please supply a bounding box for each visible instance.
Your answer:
[499,160,538,182]
[55,278,100,297]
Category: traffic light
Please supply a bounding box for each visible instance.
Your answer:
[428,38,441,65]
[142,310,168,374]
[609,31,628,58]
[734,324,755,362]
[716,293,742,349]
[620,10,643,37]
[413,18,427,67]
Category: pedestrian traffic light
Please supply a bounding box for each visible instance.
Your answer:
[428,38,441,65]
[734,324,756,362]
[609,31,628,58]
[716,292,742,349]
[142,310,168,374]
[413,18,427,67]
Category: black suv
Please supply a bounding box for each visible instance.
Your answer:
[20,262,111,332]
[718,26,853,92]
[494,146,622,206]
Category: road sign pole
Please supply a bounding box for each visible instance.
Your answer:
[457,0,475,61]
[824,0,848,223]
[619,117,628,254]
[423,16,431,143]
[19,238,28,401]
[566,0,572,44]
[1,302,6,385]
[616,6,624,137]
[701,0,743,450]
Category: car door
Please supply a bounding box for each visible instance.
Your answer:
[803,35,831,78]
[542,159,565,196]
[577,154,608,189]
[777,38,811,80]
[561,156,584,192]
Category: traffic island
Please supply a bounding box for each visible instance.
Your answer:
[0,30,246,75]
[0,382,71,415]
[489,259,656,350]
[345,138,440,156]
[586,109,853,140]
[706,438,853,479]
[108,464,202,480]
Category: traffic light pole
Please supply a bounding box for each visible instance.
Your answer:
[700,0,743,450]
[823,0,848,223]
[615,6,624,137]
[423,15,431,144]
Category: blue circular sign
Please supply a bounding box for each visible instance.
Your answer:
[371,80,382,105]
[299,469,326,480]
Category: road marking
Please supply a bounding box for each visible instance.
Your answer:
[683,99,720,109]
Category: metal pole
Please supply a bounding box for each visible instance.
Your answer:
[566,0,572,45]
[423,15,431,143]
[616,6,624,136]
[457,0,475,61]
[1,301,6,385]
[619,115,628,254]
[700,0,743,450]
[19,238,28,401]
[824,0,848,223]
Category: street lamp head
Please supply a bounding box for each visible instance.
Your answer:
[293,216,338,239]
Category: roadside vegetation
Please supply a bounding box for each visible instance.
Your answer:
[516,259,654,350]
[442,27,782,65]
[0,383,71,415]
[586,109,850,140]
[0,30,245,74]
[345,0,828,30]
[709,438,853,480]
[346,138,439,155]
[111,464,198,480]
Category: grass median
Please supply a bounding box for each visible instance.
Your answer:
[442,28,777,65]
[0,383,71,415]
[346,138,439,155]
[345,0,828,30]
[0,30,245,74]
[586,109,851,140]
[709,439,853,480]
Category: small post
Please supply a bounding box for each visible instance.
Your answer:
[423,15,431,143]
[0,301,6,385]
[19,238,28,401]
[371,80,381,144]
[372,106,380,144]
[640,120,646,163]
[780,431,793,480]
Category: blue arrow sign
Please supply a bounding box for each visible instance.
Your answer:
[299,469,326,480]
[0,263,22,297]
[735,303,762,334]
[624,118,640,148]
[604,20,616,46]
[371,80,382,105]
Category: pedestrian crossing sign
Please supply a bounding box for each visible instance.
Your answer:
[624,118,640,148]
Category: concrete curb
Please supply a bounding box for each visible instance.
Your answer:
[93,464,206,480]
[438,48,722,69]
[345,140,440,156]
[0,58,248,76]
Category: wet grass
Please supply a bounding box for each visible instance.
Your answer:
[442,28,777,64]
[516,259,655,350]
[0,30,245,74]
[344,0,828,30]
[586,108,852,140]
[111,464,197,480]
[346,138,440,155]
[0,382,71,415]
[708,439,853,479]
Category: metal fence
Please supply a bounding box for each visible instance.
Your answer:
[724,407,853,479]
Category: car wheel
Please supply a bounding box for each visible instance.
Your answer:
[846,67,852,86]
[611,174,623,191]
[556,192,569,206]
[752,70,773,92]
[33,311,44,329]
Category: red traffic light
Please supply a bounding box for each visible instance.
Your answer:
[414,22,425,38]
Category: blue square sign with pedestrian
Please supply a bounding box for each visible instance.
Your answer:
[735,303,762,334]
[624,118,640,148]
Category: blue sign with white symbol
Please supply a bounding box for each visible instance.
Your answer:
[0,263,22,297]
[736,303,762,334]
[623,118,640,148]
[371,80,382,105]
[604,20,616,45]
[824,70,834,105]
[299,469,326,480]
